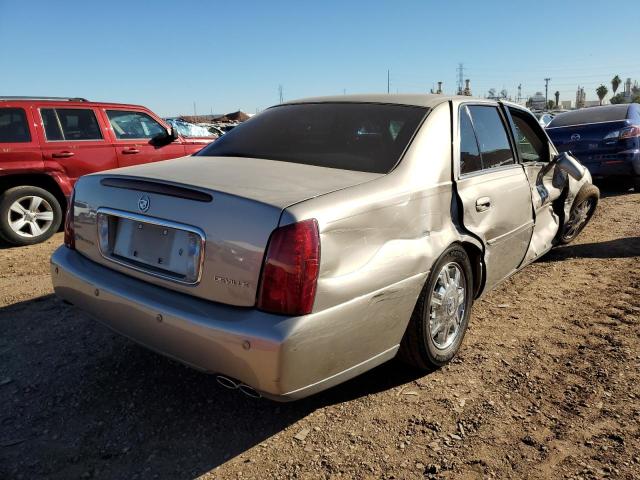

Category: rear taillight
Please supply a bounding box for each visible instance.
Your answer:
[620,126,640,139]
[257,219,320,316]
[63,189,75,249]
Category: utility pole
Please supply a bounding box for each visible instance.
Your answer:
[193,101,197,117]
[387,69,390,94]
[278,85,283,104]
[544,78,551,110]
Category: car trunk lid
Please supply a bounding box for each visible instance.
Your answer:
[71,156,381,307]
[547,120,632,165]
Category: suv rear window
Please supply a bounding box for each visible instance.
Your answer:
[197,103,427,173]
[0,108,31,143]
[548,105,629,128]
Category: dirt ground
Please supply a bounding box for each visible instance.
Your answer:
[1,188,638,480]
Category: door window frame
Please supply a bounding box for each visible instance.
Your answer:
[37,107,105,143]
[105,108,169,142]
[502,105,554,165]
[454,101,520,180]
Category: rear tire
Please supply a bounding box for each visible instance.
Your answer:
[0,186,62,246]
[398,245,474,370]
[633,177,640,192]
[557,184,599,245]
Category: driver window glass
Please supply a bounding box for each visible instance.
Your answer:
[107,110,165,139]
[508,108,547,163]
[459,106,482,175]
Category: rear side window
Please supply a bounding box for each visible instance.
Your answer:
[40,108,102,141]
[0,108,31,143]
[467,105,514,170]
[107,110,165,139]
[459,106,482,174]
[548,105,629,128]
[197,103,427,173]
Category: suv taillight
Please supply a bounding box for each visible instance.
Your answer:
[620,125,640,139]
[64,189,75,249]
[257,219,320,316]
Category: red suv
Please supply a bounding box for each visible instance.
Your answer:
[0,97,213,246]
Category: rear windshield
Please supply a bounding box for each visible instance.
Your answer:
[196,103,427,173]
[548,105,629,128]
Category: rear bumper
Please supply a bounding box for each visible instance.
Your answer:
[51,247,418,401]
[578,150,640,178]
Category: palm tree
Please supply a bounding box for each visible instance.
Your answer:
[554,91,560,108]
[596,85,608,106]
[611,75,621,95]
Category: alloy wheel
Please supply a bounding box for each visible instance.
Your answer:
[7,195,55,238]
[429,262,467,350]
[564,198,593,240]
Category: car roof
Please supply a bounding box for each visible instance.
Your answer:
[281,93,488,109]
[0,97,147,110]
[548,104,632,128]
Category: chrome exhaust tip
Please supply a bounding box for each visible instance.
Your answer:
[215,375,261,399]
[216,375,238,390]
[238,384,262,399]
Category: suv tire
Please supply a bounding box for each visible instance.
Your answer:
[0,186,62,246]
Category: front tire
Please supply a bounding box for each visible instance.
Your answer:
[398,245,474,369]
[557,184,599,245]
[0,186,62,246]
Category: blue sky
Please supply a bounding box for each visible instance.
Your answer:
[1,0,638,116]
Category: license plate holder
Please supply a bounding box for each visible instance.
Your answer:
[97,209,205,284]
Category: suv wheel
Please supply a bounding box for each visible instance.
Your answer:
[0,186,62,246]
[398,245,474,369]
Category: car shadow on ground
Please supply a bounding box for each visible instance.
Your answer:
[540,236,640,262]
[0,294,427,479]
[595,181,636,198]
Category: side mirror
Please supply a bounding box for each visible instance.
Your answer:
[151,127,178,147]
[553,151,586,180]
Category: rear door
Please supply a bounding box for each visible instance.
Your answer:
[37,105,117,182]
[454,103,534,290]
[102,108,186,167]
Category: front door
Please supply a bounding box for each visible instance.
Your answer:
[103,109,186,168]
[505,106,565,264]
[454,103,534,290]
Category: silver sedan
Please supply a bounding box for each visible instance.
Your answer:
[51,94,599,400]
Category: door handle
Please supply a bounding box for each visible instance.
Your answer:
[122,148,140,154]
[51,151,74,158]
[476,197,491,212]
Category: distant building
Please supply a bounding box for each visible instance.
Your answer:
[528,92,546,110]
[463,79,472,96]
[575,86,586,109]
[560,100,572,109]
[584,100,600,108]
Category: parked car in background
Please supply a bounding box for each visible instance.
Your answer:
[546,103,640,191]
[0,97,214,246]
[51,94,598,401]
[535,111,554,127]
[164,118,219,141]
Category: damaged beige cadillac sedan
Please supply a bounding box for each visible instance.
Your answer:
[51,95,599,400]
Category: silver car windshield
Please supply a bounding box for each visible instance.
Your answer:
[197,103,428,173]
